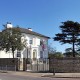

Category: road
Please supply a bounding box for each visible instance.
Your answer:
[0,73,80,80]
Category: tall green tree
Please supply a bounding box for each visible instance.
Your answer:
[0,26,26,58]
[54,21,80,57]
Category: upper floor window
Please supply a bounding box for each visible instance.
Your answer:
[29,40,33,44]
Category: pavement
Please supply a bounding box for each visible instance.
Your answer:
[42,73,80,78]
[1,70,80,78]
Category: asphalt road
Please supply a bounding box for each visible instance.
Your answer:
[0,73,80,80]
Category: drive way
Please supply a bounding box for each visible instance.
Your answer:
[0,72,80,80]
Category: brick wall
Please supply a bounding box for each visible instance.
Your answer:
[49,57,80,73]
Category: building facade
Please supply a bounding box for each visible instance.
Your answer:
[0,23,50,60]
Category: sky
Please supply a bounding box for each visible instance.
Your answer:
[0,0,80,52]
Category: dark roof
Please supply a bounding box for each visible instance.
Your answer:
[15,27,50,39]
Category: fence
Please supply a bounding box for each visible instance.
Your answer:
[49,57,80,73]
[0,58,20,71]
[23,58,49,72]
[0,65,16,72]
[0,58,49,72]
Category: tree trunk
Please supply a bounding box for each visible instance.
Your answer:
[73,41,75,57]
[72,34,75,57]
[12,51,14,58]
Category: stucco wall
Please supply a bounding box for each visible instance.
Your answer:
[0,33,49,59]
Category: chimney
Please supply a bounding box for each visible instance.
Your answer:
[28,28,32,31]
[6,22,13,28]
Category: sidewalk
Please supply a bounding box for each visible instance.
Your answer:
[1,71,80,78]
[42,73,80,78]
[7,71,52,77]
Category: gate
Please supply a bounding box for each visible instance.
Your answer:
[23,58,49,72]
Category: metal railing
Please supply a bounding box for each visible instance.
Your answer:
[26,58,49,72]
[0,65,16,72]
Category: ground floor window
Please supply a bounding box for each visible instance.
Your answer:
[17,51,21,57]
[40,51,43,58]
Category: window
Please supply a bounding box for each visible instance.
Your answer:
[40,40,43,45]
[40,51,43,58]
[29,40,33,44]
[17,51,21,57]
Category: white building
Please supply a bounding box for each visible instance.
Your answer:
[0,23,50,60]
